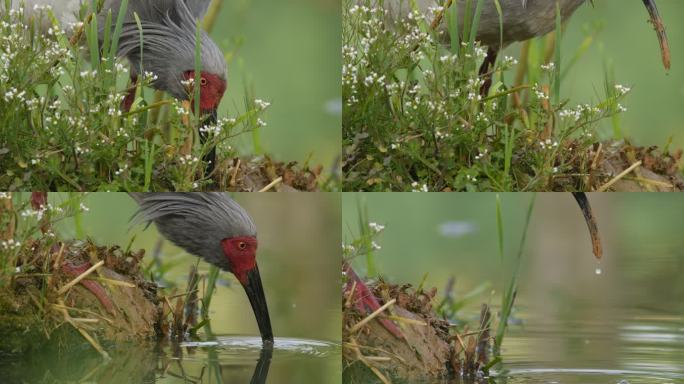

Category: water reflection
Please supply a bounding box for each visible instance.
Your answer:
[0,336,340,384]
[490,308,684,384]
[165,340,273,384]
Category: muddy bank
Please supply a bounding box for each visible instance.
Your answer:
[553,142,684,192]
[217,156,327,192]
[0,239,162,356]
[148,155,330,192]
[343,278,492,383]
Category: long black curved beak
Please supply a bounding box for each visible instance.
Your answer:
[642,0,671,70]
[241,265,274,344]
[572,193,603,260]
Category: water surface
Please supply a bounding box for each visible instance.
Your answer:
[0,335,340,383]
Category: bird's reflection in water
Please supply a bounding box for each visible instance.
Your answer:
[161,334,272,384]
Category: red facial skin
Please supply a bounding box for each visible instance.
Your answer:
[183,70,227,113]
[220,236,258,284]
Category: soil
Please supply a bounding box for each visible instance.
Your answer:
[217,156,326,192]
[343,277,491,383]
[554,141,684,192]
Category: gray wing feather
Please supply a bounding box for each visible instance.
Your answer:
[128,193,256,271]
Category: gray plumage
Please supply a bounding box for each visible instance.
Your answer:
[9,0,227,101]
[383,0,586,47]
[107,0,227,100]
[129,193,256,272]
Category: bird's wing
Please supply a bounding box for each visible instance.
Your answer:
[184,0,213,20]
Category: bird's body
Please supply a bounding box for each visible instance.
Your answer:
[381,0,670,94]
[129,192,273,343]
[384,0,585,48]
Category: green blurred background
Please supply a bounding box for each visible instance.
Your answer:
[556,1,683,149]
[212,0,341,170]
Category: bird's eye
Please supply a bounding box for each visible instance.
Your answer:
[200,77,208,86]
[238,242,247,250]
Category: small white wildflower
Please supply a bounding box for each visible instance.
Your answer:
[368,222,385,232]
[254,99,271,109]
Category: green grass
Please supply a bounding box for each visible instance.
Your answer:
[0,3,270,191]
[0,193,85,287]
[494,192,535,353]
[342,0,653,192]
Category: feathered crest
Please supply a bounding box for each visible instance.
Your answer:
[129,193,256,237]
[128,193,256,271]
[111,0,226,99]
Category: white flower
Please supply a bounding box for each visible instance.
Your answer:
[614,84,631,95]
[368,222,385,232]
[254,99,271,109]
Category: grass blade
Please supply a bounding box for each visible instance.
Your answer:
[494,193,536,352]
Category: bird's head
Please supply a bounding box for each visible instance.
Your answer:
[221,236,258,284]
[182,70,227,115]
[221,234,273,344]
[118,1,229,122]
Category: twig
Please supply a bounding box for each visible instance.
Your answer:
[55,299,110,359]
[386,315,426,327]
[58,260,105,295]
[597,161,642,192]
[230,159,241,186]
[90,277,136,288]
[344,280,357,309]
[349,299,397,334]
[51,243,67,271]
[258,177,283,192]
[344,342,409,366]
[51,303,114,324]
[627,177,673,189]
[348,336,391,384]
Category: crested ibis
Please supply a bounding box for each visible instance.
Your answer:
[383,0,671,94]
[9,0,227,174]
[129,192,274,344]
[47,192,273,343]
